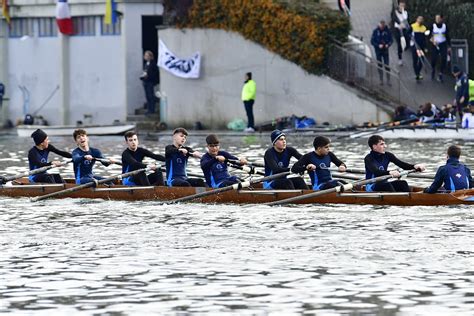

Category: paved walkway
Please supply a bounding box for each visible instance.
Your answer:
[330,0,455,109]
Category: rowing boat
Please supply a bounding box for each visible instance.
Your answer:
[2,178,473,206]
[16,123,136,137]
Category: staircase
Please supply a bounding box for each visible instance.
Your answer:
[127,106,166,132]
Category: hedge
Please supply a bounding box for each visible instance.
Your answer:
[165,0,350,74]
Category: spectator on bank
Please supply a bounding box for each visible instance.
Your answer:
[393,105,416,122]
[140,50,160,115]
[371,20,393,85]
[462,105,474,129]
[410,16,429,81]
[392,1,410,66]
[242,72,256,132]
[452,65,469,121]
[430,14,451,82]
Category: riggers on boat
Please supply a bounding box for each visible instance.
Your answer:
[2,178,474,206]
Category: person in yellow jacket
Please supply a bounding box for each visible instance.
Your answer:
[241,72,256,132]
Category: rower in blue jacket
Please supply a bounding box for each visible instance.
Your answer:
[264,130,308,190]
[291,136,346,190]
[121,131,165,186]
[28,129,72,183]
[364,135,425,192]
[72,129,118,185]
[424,145,473,193]
[200,134,247,188]
[165,128,205,187]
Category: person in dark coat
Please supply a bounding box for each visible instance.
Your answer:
[371,20,393,85]
[140,50,160,115]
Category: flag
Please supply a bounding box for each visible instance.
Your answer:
[2,0,11,25]
[104,0,117,25]
[56,0,74,35]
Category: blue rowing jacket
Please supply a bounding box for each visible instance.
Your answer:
[28,145,71,182]
[424,158,473,193]
[200,151,238,188]
[364,151,415,192]
[165,145,194,186]
[72,147,107,184]
[291,151,344,190]
[263,147,302,189]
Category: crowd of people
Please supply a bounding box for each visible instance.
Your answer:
[24,128,473,196]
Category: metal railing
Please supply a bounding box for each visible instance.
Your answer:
[327,40,418,111]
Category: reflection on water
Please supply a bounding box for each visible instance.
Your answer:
[0,134,473,314]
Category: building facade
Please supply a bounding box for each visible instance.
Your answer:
[0,0,164,126]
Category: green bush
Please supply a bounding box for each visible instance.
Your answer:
[167,0,350,74]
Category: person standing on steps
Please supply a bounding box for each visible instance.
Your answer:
[371,20,393,85]
[242,72,256,132]
[430,14,451,83]
[410,16,429,81]
[392,1,410,66]
[140,50,160,115]
[452,65,469,122]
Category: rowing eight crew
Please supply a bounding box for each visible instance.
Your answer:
[26,128,473,194]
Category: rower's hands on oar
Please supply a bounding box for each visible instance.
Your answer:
[414,164,426,172]
[51,160,64,167]
[306,164,316,171]
[338,165,346,172]
[389,170,401,178]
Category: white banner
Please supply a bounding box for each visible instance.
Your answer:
[158,39,201,79]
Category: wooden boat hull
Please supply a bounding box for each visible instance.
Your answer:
[1,182,473,206]
[16,124,136,137]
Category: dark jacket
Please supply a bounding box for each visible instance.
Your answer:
[371,26,393,51]
[455,72,469,105]
[143,61,159,85]
[424,158,473,193]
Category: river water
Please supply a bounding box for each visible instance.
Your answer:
[0,133,473,315]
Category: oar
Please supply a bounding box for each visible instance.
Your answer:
[95,157,206,179]
[265,170,416,206]
[227,159,265,168]
[164,171,292,204]
[228,162,265,176]
[32,167,150,202]
[330,167,434,180]
[0,160,72,184]
[346,117,419,139]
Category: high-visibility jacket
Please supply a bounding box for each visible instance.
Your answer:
[469,79,474,102]
[241,80,256,101]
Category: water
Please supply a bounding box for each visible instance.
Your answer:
[0,134,473,315]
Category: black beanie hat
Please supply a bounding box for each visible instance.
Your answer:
[270,130,285,145]
[31,129,47,145]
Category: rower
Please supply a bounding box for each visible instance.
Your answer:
[72,129,118,185]
[291,136,346,190]
[365,135,425,192]
[263,130,308,190]
[121,131,165,186]
[424,145,473,193]
[28,129,72,183]
[165,128,205,187]
[200,134,247,188]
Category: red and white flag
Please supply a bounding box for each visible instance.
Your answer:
[56,0,74,35]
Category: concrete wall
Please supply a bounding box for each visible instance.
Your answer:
[159,29,390,128]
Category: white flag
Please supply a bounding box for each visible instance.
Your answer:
[158,39,201,79]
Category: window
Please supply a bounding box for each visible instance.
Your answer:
[101,16,121,35]
[8,18,34,38]
[38,18,57,37]
[72,16,96,36]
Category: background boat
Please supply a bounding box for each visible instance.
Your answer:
[16,123,136,137]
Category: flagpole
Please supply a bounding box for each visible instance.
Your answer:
[59,32,70,125]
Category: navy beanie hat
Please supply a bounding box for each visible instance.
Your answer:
[452,65,460,73]
[31,129,47,145]
[270,130,285,145]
